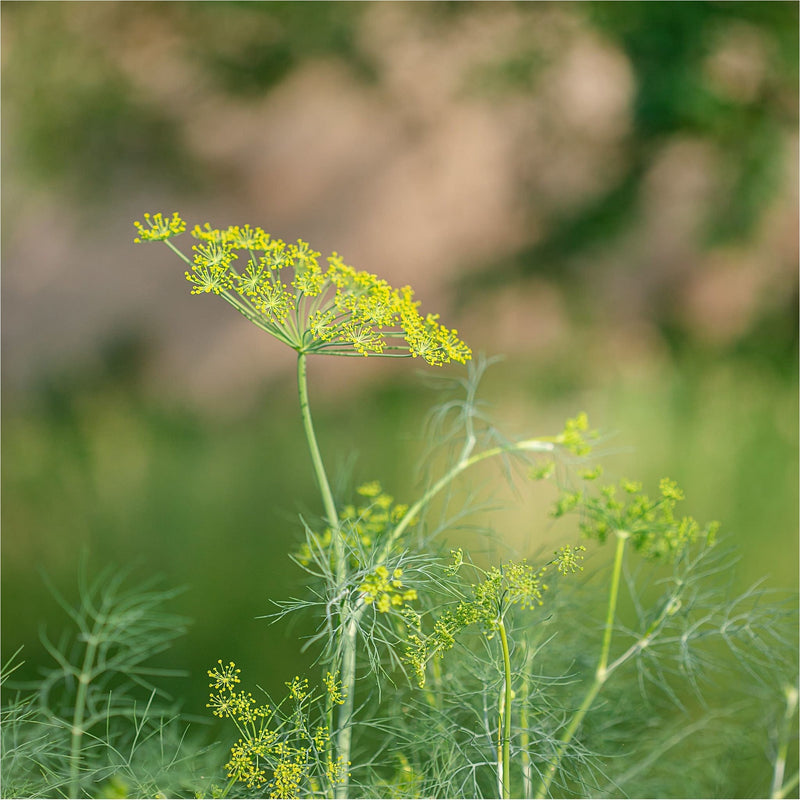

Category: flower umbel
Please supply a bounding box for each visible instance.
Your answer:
[208,662,346,798]
[359,565,418,613]
[133,212,186,242]
[552,476,719,559]
[135,213,472,365]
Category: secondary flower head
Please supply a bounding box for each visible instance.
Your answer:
[133,212,186,242]
[134,212,472,366]
[552,476,719,560]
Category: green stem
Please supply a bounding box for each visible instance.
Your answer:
[221,775,239,798]
[535,530,629,799]
[520,645,534,799]
[598,530,628,676]
[163,238,192,264]
[335,618,357,799]
[498,618,513,800]
[296,353,354,798]
[69,633,99,797]
[775,772,799,800]
[296,353,340,562]
[771,684,799,799]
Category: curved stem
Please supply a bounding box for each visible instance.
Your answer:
[597,530,628,677]
[535,530,629,799]
[776,772,799,800]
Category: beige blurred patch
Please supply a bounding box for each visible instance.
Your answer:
[680,251,765,345]
[463,279,569,356]
[705,22,770,104]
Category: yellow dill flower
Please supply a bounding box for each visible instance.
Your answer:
[286,676,309,701]
[270,750,306,799]
[133,211,185,242]
[135,215,471,365]
[360,565,416,613]
[243,762,268,790]
[553,544,586,575]
[225,741,251,781]
[192,222,228,243]
[207,660,241,691]
[324,671,346,705]
[185,242,236,295]
[207,691,237,719]
[225,224,270,250]
[325,754,348,787]
[313,724,330,750]
[231,690,260,723]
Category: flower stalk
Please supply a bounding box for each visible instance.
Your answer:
[535,529,628,799]
[69,634,98,798]
[498,618,513,800]
[297,353,341,568]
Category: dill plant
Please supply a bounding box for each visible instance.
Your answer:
[1,565,217,799]
[127,212,798,799]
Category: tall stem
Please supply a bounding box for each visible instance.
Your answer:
[296,353,339,534]
[69,634,99,797]
[297,353,354,797]
[335,617,358,799]
[535,530,629,799]
[498,618,513,800]
[520,644,534,798]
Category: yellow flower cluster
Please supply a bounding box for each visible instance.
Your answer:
[207,662,347,798]
[403,557,567,687]
[555,412,596,456]
[207,659,240,691]
[324,670,346,705]
[286,676,309,702]
[134,213,472,365]
[295,481,414,569]
[553,476,719,560]
[359,565,418,613]
[269,744,306,799]
[553,544,587,575]
[474,560,549,619]
[133,212,186,242]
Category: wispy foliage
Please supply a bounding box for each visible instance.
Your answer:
[1,567,215,799]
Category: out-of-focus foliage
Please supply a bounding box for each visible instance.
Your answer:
[459,1,798,367]
[187,2,374,96]
[2,3,199,200]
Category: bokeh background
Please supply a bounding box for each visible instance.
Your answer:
[3,0,797,774]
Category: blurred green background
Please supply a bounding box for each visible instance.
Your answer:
[3,0,797,776]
